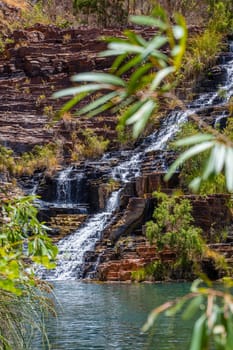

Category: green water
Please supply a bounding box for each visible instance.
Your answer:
[34,281,193,350]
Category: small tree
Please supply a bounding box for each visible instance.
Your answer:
[146,192,205,278]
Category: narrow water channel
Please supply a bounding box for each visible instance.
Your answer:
[33,282,193,350]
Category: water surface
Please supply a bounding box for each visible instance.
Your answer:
[34,281,193,350]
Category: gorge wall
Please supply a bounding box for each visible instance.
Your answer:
[0,7,233,282]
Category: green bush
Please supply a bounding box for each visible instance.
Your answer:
[146,192,205,277]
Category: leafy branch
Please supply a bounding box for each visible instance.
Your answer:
[54,8,187,138]
[142,279,233,350]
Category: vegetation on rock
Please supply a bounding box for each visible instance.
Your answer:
[131,192,228,281]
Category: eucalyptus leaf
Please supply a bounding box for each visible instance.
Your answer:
[141,308,160,333]
[182,296,204,320]
[108,42,143,54]
[126,100,155,125]
[165,141,214,181]
[71,72,126,87]
[117,55,142,76]
[128,63,153,93]
[214,144,226,174]
[58,91,89,116]
[225,147,233,192]
[189,177,202,192]
[175,134,214,147]
[190,314,207,350]
[78,91,120,115]
[165,298,187,317]
[202,147,216,180]
[53,84,111,98]
[124,30,147,47]
[140,36,168,60]
[130,15,167,30]
[150,67,175,91]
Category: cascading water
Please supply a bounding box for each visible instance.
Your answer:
[40,42,233,280]
[56,167,73,204]
[39,190,120,279]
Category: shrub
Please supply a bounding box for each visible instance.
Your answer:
[71,129,109,161]
[146,192,205,272]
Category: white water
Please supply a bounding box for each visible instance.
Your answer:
[42,191,120,280]
[40,42,233,280]
[56,167,73,204]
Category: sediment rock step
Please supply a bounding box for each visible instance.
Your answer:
[46,213,87,242]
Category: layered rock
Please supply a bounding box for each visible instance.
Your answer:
[0,25,123,153]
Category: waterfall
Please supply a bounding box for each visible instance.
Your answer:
[56,167,73,204]
[39,41,233,280]
[40,191,120,280]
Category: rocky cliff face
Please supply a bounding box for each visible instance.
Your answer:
[1,16,233,282]
[0,24,124,154]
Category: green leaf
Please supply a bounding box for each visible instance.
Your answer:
[32,255,56,269]
[118,100,145,126]
[78,91,120,115]
[140,36,168,60]
[108,42,143,54]
[214,144,226,174]
[130,15,167,30]
[110,52,128,73]
[117,55,142,76]
[53,84,111,98]
[225,147,233,192]
[150,50,169,62]
[150,67,175,91]
[190,314,207,350]
[182,296,204,320]
[141,308,160,333]
[173,14,187,69]
[126,100,155,126]
[82,100,114,118]
[175,134,214,147]
[202,147,216,180]
[226,317,233,350]
[98,49,125,57]
[165,298,187,317]
[165,141,214,181]
[58,91,89,117]
[189,177,202,192]
[71,72,126,87]
[128,63,153,93]
[124,29,147,47]
[126,100,156,138]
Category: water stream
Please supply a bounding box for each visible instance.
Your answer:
[37,42,233,281]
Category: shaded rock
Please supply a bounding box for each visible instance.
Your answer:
[109,198,149,243]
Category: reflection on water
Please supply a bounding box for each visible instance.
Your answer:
[33,282,193,350]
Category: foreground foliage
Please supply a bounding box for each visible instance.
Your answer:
[0,195,57,348]
[143,278,233,350]
[0,195,57,294]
